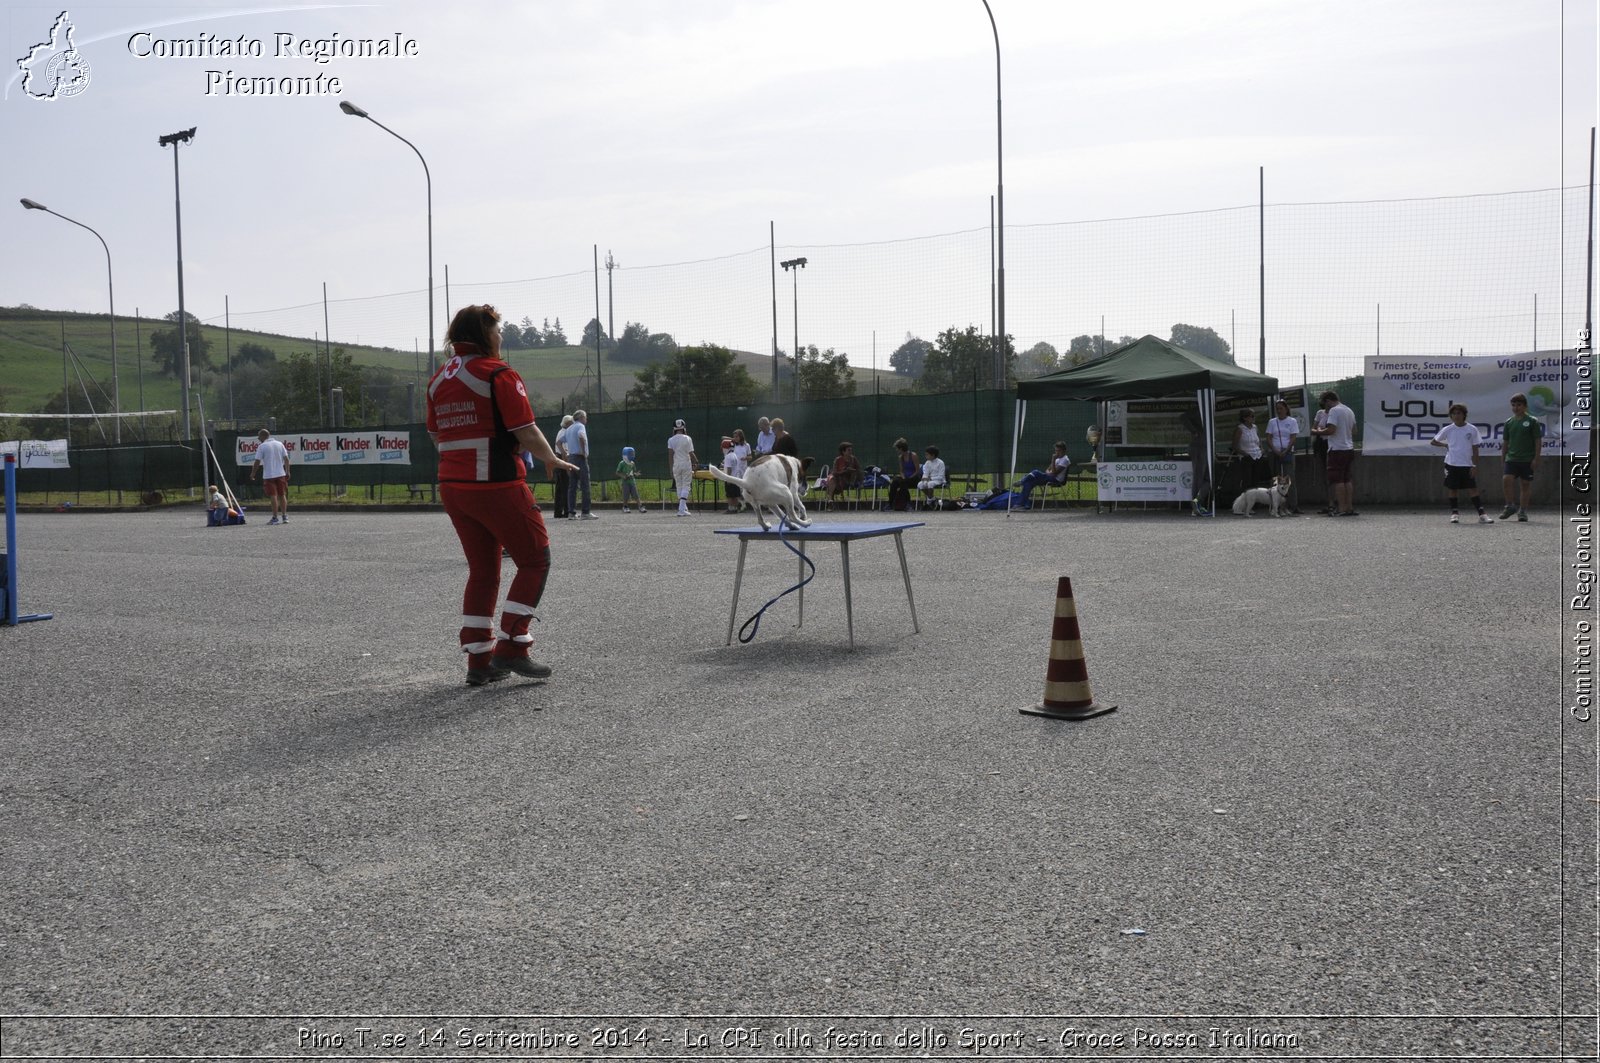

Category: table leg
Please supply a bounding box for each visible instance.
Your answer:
[840,540,855,649]
[797,541,806,629]
[726,538,749,645]
[893,531,920,634]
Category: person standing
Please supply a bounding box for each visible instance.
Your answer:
[551,414,574,519]
[251,427,291,525]
[1265,399,1301,514]
[1182,410,1213,516]
[427,304,576,687]
[566,409,595,520]
[1312,390,1358,516]
[1499,392,1544,522]
[771,417,798,457]
[1232,408,1264,497]
[616,446,644,513]
[667,419,699,517]
[725,428,752,513]
[1431,403,1494,523]
[1311,401,1331,513]
[754,416,776,457]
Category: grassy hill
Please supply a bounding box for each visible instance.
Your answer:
[0,306,913,426]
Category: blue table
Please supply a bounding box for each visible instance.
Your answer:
[715,521,924,648]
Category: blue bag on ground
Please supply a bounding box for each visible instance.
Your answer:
[976,490,1021,510]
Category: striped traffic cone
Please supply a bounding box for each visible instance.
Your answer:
[1020,576,1117,720]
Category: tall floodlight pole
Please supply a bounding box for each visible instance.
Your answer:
[339,101,435,375]
[780,257,807,403]
[979,0,1005,392]
[770,222,779,395]
[158,127,196,441]
[980,1,1006,487]
[21,198,119,442]
[1259,166,1266,374]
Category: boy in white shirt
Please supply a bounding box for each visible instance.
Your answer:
[917,446,948,504]
[1430,403,1493,524]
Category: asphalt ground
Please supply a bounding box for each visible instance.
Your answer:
[1,500,1594,1060]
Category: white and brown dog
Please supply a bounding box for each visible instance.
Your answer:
[1232,476,1292,517]
[705,454,814,531]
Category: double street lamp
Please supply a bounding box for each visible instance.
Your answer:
[780,256,807,403]
[158,126,196,441]
[20,198,119,441]
[338,100,435,377]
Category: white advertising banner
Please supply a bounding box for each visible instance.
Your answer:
[0,439,70,469]
[1096,461,1192,502]
[235,431,413,466]
[1364,353,1591,456]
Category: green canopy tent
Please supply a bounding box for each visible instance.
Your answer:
[1010,335,1280,515]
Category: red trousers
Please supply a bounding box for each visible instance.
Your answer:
[441,481,551,668]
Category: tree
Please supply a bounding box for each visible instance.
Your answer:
[545,317,567,347]
[499,320,525,350]
[795,344,856,400]
[1017,340,1059,378]
[263,347,370,428]
[1169,323,1233,363]
[1068,332,1120,365]
[149,310,212,376]
[613,322,653,363]
[889,333,932,378]
[230,341,276,367]
[580,317,612,350]
[918,325,1016,393]
[625,343,761,408]
[528,315,553,348]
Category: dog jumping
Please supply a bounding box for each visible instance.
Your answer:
[704,454,814,531]
[1232,476,1293,517]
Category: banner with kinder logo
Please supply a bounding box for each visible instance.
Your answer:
[235,431,412,466]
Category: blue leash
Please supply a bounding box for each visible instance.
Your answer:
[737,517,816,644]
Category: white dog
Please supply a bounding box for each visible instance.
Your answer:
[704,454,813,531]
[1232,476,1292,517]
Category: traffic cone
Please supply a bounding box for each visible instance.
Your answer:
[1020,576,1116,720]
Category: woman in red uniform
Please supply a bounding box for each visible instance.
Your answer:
[427,304,575,686]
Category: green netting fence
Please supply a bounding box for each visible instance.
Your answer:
[16,385,1362,503]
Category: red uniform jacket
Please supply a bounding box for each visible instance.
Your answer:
[426,349,536,484]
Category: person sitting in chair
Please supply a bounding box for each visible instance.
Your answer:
[829,442,862,502]
[917,445,947,504]
[1015,441,1071,507]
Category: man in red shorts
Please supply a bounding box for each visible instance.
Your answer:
[251,428,291,525]
[427,304,576,687]
[1311,390,1359,516]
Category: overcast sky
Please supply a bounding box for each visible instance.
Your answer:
[2,0,1595,367]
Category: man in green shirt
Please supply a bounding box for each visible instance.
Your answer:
[1499,392,1544,521]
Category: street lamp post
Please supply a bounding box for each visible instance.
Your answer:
[158,127,196,442]
[980,1,1006,489]
[979,0,1005,391]
[20,198,119,442]
[339,101,435,377]
[780,257,807,403]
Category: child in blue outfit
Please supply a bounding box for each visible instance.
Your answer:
[617,446,644,513]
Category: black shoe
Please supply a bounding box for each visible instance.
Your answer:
[491,656,553,680]
[466,666,510,687]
